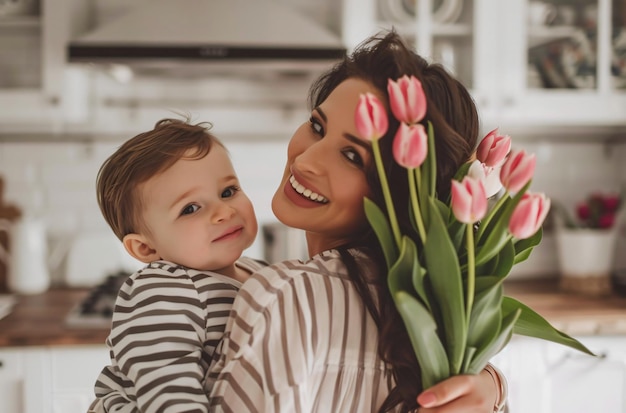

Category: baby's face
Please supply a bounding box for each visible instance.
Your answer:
[139,144,257,274]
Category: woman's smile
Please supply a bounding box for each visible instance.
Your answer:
[289,175,328,203]
[283,174,329,208]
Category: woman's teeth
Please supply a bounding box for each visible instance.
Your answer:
[289,175,328,204]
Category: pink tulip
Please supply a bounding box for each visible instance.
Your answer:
[392,123,428,168]
[500,149,536,194]
[355,93,389,141]
[509,192,551,239]
[387,75,427,124]
[476,128,511,167]
[451,176,488,224]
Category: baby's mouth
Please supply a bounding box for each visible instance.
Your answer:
[289,175,328,204]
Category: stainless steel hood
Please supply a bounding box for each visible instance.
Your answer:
[67,0,346,77]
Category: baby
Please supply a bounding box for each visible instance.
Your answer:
[88,118,265,413]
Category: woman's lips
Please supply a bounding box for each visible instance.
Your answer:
[283,174,329,208]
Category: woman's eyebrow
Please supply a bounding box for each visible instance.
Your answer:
[314,106,327,122]
[344,133,371,151]
[315,106,372,151]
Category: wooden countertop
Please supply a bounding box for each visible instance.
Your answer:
[0,280,625,348]
[504,279,626,336]
[0,288,109,347]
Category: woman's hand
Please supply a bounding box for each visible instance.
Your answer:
[416,369,499,412]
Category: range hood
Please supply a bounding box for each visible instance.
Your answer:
[68,0,346,77]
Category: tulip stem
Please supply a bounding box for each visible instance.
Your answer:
[373,139,401,248]
[409,168,427,242]
[476,191,508,241]
[465,224,475,326]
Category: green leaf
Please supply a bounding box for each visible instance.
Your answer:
[364,197,398,269]
[502,296,597,356]
[467,277,504,350]
[424,198,466,375]
[491,238,515,278]
[452,161,472,182]
[421,121,437,199]
[388,237,431,313]
[394,291,450,389]
[513,227,543,265]
[467,306,520,374]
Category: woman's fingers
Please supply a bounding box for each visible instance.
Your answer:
[416,372,495,412]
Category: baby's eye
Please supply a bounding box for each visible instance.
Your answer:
[221,185,240,198]
[309,116,324,136]
[180,204,200,216]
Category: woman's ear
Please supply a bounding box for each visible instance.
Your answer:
[122,233,160,263]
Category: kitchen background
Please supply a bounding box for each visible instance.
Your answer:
[1,0,626,412]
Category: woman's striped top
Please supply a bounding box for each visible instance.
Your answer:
[90,257,266,413]
[207,249,396,413]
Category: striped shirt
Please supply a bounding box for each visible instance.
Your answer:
[207,249,396,413]
[91,257,266,413]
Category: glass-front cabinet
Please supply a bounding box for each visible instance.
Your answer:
[342,0,626,131]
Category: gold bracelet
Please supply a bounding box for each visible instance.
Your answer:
[484,363,508,413]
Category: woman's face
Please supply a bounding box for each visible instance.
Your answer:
[272,78,383,255]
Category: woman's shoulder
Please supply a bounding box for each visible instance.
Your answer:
[237,249,374,308]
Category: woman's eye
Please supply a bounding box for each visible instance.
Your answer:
[342,148,364,167]
[180,204,200,216]
[221,185,240,198]
[309,116,324,136]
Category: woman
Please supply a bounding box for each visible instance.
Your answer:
[208,31,506,413]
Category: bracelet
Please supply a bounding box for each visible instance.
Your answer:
[484,363,508,413]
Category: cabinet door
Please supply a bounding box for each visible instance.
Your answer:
[0,349,25,413]
[50,345,110,413]
[0,0,92,127]
[544,335,626,413]
[492,0,626,128]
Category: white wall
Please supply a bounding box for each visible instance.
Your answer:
[0,134,625,285]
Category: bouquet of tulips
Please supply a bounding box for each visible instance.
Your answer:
[355,75,594,389]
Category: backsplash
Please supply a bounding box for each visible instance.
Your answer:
[0,135,625,283]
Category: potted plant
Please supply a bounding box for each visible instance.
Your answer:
[554,191,624,295]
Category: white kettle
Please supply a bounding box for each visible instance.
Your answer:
[0,217,51,294]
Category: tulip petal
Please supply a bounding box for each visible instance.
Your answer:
[387,75,427,124]
[355,93,389,141]
[393,123,428,168]
[451,177,487,224]
[476,129,512,167]
[500,150,536,194]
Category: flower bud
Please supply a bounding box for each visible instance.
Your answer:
[387,75,427,124]
[476,128,511,168]
[355,93,388,141]
[451,176,488,224]
[509,192,551,239]
[500,149,536,194]
[393,123,428,169]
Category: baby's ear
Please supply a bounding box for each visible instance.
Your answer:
[122,233,160,263]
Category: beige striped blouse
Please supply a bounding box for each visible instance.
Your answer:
[91,257,266,413]
[208,249,396,413]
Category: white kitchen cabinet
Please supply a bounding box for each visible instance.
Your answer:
[0,345,108,413]
[50,345,110,413]
[0,0,90,128]
[341,0,626,129]
[492,335,626,413]
[0,348,25,413]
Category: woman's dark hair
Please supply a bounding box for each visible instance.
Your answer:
[308,30,479,412]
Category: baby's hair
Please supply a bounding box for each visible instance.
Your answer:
[96,117,224,240]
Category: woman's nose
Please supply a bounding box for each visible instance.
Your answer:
[293,140,326,176]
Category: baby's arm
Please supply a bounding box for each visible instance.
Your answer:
[108,265,210,413]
